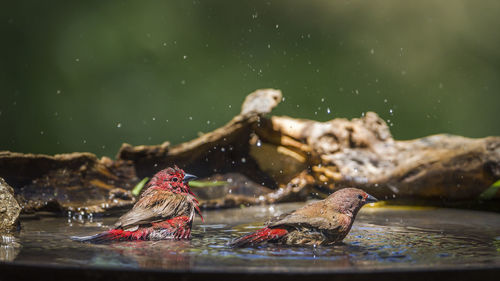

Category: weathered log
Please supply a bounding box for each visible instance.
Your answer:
[0,152,137,213]
[0,89,284,213]
[0,88,498,214]
[193,171,314,209]
[253,114,500,200]
[117,89,283,184]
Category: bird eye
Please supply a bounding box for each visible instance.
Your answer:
[172,177,179,182]
[357,195,363,200]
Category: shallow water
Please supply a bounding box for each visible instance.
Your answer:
[3,203,500,273]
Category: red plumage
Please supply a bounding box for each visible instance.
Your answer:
[230,188,377,247]
[230,227,288,247]
[72,166,202,243]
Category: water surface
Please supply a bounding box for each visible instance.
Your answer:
[4,203,500,273]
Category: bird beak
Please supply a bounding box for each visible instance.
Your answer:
[365,193,378,203]
[183,173,198,183]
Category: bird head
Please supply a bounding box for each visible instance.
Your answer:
[326,188,378,216]
[147,166,198,195]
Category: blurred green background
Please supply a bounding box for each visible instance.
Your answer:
[1,0,499,158]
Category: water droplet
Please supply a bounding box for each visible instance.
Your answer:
[188,116,193,120]
[241,157,246,163]
[256,139,262,147]
[183,55,187,59]
[321,98,325,102]
[152,117,156,121]
[267,43,271,48]
[206,120,211,124]
[389,109,393,115]
[327,107,331,114]
[384,99,388,103]
[281,97,286,102]
[83,139,87,144]
[116,123,122,128]
[275,24,279,29]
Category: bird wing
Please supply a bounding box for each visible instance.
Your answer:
[114,189,194,230]
[268,213,335,230]
[268,200,343,231]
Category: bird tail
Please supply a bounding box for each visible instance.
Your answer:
[229,227,288,247]
[71,229,131,244]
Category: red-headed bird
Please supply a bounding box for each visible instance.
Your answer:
[230,188,377,247]
[72,166,202,243]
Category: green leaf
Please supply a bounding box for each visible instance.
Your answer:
[479,180,500,200]
[188,180,227,188]
[132,177,149,196]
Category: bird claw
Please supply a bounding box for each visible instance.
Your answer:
[174,227,186,240]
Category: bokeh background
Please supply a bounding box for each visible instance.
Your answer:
[1,0,499,158]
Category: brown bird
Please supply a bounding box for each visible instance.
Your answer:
[230,188,377,247]
[72,166,202,243]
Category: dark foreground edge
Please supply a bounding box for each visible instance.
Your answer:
[0,262,499,281]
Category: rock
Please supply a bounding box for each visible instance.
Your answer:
[0,177,21,232]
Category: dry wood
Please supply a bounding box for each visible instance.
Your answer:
[0,88,498,214]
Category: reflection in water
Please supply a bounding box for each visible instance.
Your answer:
[105,240,193,269]
[9,203,500,272]
[0,235,21,262]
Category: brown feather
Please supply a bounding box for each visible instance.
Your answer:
[266,188,374,245]
[114,188,196,230]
